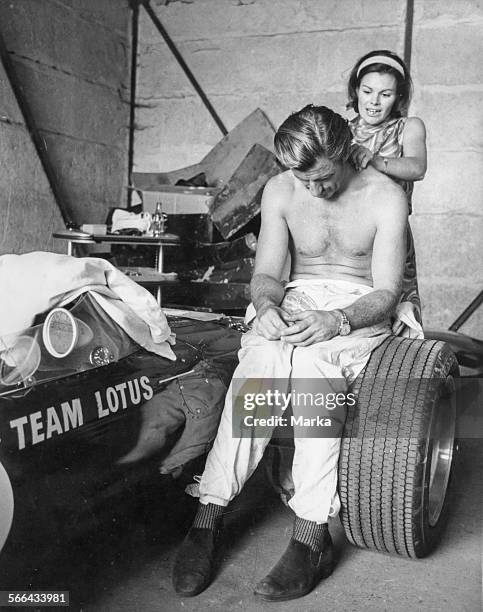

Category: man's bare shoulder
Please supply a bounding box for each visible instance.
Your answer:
[261,170,295,212]
[265,170,296,195]
[359,166,408,219]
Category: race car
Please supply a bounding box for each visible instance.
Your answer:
[1,268,478,584]
[0,291,243,582]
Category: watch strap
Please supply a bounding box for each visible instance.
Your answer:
[334,309,351,335]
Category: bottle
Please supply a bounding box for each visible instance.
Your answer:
[151,201,163,236]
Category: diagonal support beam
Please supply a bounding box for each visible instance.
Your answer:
[0,28,75,226]
[140,0,228,136]
[128,0,140,205]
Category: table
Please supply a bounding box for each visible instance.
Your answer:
[53,230,181,303]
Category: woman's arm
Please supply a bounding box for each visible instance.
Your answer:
[371,117,427,181]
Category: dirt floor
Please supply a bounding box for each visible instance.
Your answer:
[12,438,482,612]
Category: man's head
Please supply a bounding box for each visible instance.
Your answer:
[274,105,353,199]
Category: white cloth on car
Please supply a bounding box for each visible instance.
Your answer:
[0,251,175,360]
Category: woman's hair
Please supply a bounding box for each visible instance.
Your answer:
[347,49,413,117]
[274,104,352,171]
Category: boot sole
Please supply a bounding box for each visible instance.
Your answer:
[174,582,211,598]
[253,564,334,601]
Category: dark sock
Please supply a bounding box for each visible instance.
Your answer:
[293,517,328,553]
[192,502,224,530]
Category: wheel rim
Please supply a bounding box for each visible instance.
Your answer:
[0,461,14,552]
[428,376,456,527]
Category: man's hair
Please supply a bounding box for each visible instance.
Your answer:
[274,105,352,171]
[346,49,413,118]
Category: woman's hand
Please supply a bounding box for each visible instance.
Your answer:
[350,144,374,171]
[279,310,340,346]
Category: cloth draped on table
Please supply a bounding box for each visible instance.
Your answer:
[0,251,175,360]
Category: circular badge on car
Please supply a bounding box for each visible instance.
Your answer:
[42,308,78,358]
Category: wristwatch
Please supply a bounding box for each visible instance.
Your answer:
[334,309,351,336]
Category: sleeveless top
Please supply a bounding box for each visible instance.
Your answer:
[349,116,413,213]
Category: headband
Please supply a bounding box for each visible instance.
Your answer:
[356,55,405,79]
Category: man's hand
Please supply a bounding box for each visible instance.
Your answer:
[254,304,289,340]
[279,310,339,346]
[350,144,374,171]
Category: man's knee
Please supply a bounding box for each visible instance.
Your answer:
[291,344,342,379]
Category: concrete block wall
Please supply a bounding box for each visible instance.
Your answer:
[410,0,483,336]
[134,0,482,337]
[0,58,64,254]
[134,0,405,171]
[0,0,131,255]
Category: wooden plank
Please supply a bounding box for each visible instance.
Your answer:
[209,144,281,239]
[132,108,275,189]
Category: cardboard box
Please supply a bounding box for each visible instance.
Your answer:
[141,186,220,243]
[141,186,218,215]
[80,223,107,235]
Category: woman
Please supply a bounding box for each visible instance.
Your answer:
[347,49,426,337]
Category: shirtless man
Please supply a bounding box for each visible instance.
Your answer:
[172,105,407,602]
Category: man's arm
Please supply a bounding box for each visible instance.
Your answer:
[281,185,407,345]
[343,188,407,327]
[250,175,291,340]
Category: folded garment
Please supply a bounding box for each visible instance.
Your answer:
[111,209,152,234]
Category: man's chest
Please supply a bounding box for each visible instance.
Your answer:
[286,200,376,258]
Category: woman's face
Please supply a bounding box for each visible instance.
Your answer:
[356,72,398,125]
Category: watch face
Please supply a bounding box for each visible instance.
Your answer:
[339,322,351,336]
[337,310,351,336]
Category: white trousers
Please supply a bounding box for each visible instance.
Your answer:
[199,279,390,523]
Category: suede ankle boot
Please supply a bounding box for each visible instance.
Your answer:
[172,503,224,597]
[253,519,335,601]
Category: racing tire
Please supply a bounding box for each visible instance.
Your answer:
[339,336,459,558]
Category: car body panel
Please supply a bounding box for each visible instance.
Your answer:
[0,294,242,571]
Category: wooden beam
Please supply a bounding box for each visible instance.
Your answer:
[404,0,414,73]
[140,0,228,136]
[0,29,75,226]
[128,0,140,207]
